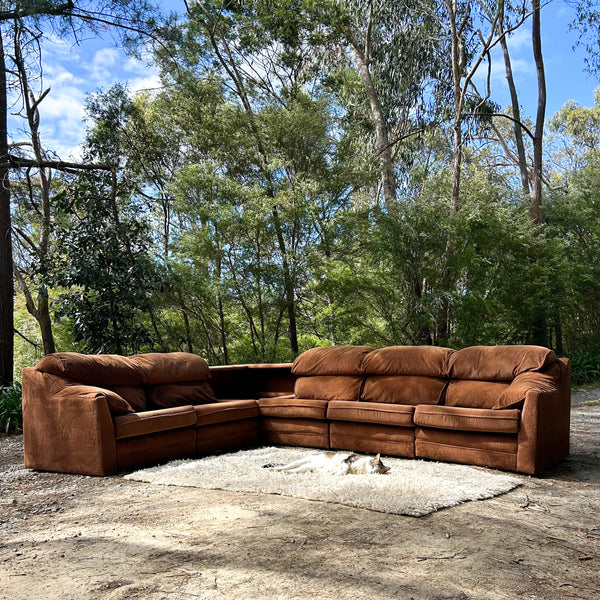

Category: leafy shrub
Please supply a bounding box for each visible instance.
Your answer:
[0,382,23,434]
[568,350,600,385]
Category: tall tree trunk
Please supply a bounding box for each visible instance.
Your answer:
[14,268,55,355]
[0,28,13,386]
[529,0,548,346]
[13,24,56,355]
[347,37,397,211]
[36,290,55,354]
[499,28,530,195]
[531,0,545,225]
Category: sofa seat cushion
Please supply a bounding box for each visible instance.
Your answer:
[414,405,520,434]
[445,380,511,409]
[147,381,217,409]
[362,346,454,377]
[362,375,446,405]
[258,397,328,419]
[327,400,414,427]
[129,352,211,384]
[291,345,373,376]
[447,345,557,381]
[107,385,147,412]
[294,375,363,402]
[194,400,258,426]
[114,405,196,439]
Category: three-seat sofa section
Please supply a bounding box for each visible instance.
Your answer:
[22,344,570,477]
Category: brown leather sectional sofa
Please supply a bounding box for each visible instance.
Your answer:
[22,344,571,477]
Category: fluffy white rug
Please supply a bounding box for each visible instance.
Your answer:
[124,447,522,517]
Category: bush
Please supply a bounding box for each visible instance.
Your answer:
[568,350,600,386]
[0,382,23,434]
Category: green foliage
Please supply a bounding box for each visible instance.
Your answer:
[0,382,23,434]
[568,350,600,385]
[12,2,600,367]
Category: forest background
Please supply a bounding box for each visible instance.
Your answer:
[3,0,600,400]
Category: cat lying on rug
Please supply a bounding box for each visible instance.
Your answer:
[263,452,391,475]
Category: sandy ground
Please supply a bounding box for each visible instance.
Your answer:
[1,390,599,600]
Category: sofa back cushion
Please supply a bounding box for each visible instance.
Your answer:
[107,385,147,412]
[291,345,373,376]
[147,381,217,409]
[362,375,446,405]
[447,345,557,381]
[294,375,363,401]
[36,352,142,386]
[445,380,511,409]
[363,346,454,377]
[130,352,211,384]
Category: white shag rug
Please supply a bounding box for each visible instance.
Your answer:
[124,446,523,517]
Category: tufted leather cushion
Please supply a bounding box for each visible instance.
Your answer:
[447,345,557,381]
[147,381,217,409]
[363,346,454,377]
[129,352,211,384]
[291,346,373,376]
[36,352,142,386]
[362,375,446,405]
[294,375,363,401]
[445,380,511,409]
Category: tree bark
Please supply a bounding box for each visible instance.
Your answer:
[499,26,530,195]
[13,24,56,355]
[531,0,545,225]
[347,37,397,211]
[0,27,14,386]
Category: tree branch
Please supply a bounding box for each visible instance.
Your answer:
[7,155,110,173]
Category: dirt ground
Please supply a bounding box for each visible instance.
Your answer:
[1,390,599,600]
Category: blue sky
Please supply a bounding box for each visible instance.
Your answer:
[13,1,600,161]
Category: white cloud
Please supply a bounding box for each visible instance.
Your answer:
[505,26,532,54]
[87,47,121,82]
[130,73,162,94]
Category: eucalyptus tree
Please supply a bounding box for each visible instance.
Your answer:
[0,0,166,385]
[160,0,362,358]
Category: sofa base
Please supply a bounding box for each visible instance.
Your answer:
[117,428,196,473]
[415,428,518,471]
[330,421,415,458]
[196,419,258,455]
[260,417,329,449]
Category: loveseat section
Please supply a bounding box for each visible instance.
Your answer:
[414,346,570,474]
[24,352,285,475]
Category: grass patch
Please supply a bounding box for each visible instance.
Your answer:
[0,381,23,434]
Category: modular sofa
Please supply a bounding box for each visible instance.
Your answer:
[22,344,570,477]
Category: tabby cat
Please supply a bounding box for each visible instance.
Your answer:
[263,452,391,475]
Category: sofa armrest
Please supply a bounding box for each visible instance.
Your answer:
[516,359,571,474]
[495,362,562,409]
[22,369,118,476]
